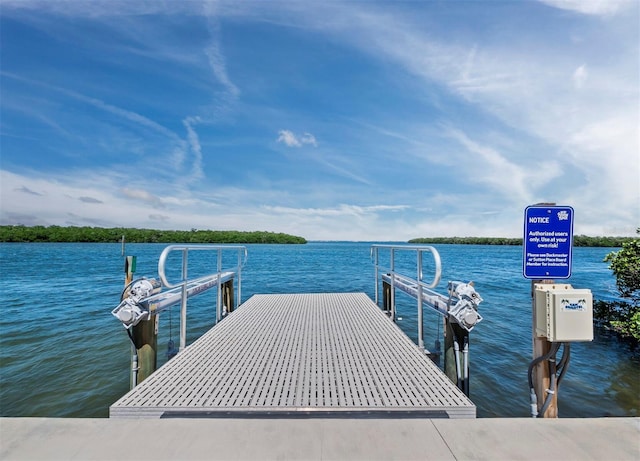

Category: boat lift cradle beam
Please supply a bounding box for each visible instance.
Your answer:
[112,245,247,352]
[381,274,484,330]
[371,245,483,348]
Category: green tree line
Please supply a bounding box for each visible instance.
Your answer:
[0,225,307,244]
[409,235,633,247]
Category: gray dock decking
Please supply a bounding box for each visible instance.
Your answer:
[110,293,475,418]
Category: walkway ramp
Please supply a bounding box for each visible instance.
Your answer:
[110,293,475,418]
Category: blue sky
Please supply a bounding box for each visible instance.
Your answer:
[1,1,638,241]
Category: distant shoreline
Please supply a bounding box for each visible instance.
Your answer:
[409,236,634,247]
[0,225,307,244]
[0,225,634,247]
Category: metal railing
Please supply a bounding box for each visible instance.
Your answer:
[371,244,482,352]
[371,244,442,350]
[158,244,247,350]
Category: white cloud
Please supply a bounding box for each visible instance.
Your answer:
[301,133,318,147]
[277,130,318,148]
[537,0,632,16]
[1,166,635,240]
[183,117,204,181]
[120,187,164,208]
[78,196,103,204]
[446,128,562,204]
[303,2,637,234]
[277,130,301,147]
[573,65,588,89]
[205,43,240,98]
[264,204,408,218]
[15,186,43,196]
[0,0,196,17]
[149,214,170,222]
[202,2,241,100]
[2,72,212,191]
[2,72,191,169]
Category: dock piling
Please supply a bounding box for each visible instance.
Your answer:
[222,279,234,315]
[382,280,392,317]
[444,319,469,394]
[131,316,158,386]
[124,255,158,388]
[531,280,558,417]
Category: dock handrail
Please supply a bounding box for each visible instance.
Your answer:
[158,244,247,351]
[371,244,442,350]
[158,244,247,288]
[371,244,482,354]
[371,244,442,295]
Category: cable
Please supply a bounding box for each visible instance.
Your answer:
[462,335,469,396]
[449,324,463,390]
[453,340,462,389]
[556,343,571,387]
[539,345,560,416]
[528,342,561,417]
[527,342,560,390]
[125,325,139,388]
[167,307,178,360]
[435,315,442,356]
[120,277,146,301]
[126,327,136,346]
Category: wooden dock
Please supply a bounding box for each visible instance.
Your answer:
[110,293,475,418]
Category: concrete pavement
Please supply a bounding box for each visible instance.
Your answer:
[2,417,639,460]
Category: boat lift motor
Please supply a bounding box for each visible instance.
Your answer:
[447,281,483,332]
[112,278,162,329]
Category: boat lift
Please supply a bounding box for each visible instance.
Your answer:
[113,245,247,347]
[371,245,483,395]
[112,245,247,387]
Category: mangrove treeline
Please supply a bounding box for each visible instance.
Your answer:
[409,235,634,247]
[0,225,307,244]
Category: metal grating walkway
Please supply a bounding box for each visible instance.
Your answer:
[110,293,475,418]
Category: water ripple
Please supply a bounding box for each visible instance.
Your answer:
[0,242,637,418]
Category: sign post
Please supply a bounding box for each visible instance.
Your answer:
[523,205,574,418]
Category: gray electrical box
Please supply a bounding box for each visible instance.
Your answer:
[534,283,593,342]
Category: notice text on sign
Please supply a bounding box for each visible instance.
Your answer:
[523,206,574,279]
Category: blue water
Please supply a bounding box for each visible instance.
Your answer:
[0,242,638,418]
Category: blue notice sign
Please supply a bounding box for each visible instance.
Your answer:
[523,205,574,279]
